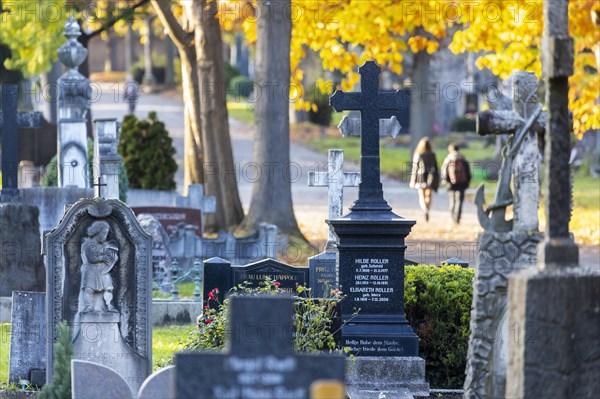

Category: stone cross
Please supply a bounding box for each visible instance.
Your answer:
[308,149,360,251]
[0,83,42,202]
[175,296,346,398]
[539,0,578,266]
[475,72,546,232]
[93,118,121,199]
[329,61,405,212]
[337,113,401,139]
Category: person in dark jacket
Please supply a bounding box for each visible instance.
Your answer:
[409,137,439,222]
[441,143,472,225]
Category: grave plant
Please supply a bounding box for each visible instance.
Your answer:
[182,278,348,355]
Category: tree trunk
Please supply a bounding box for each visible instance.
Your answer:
[150,0,204,192]
[165,36,175,86]
[192,0,244,232]
[237,0,304,239]
[124,22,135,78]
[409,50,433,153]
[103,31,113,73]
[142,15,156,86]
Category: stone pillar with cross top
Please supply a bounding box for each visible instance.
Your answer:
[57,16,90,189]
[0,84,42,202]
[327,61,428,397]
[93,118,122,199]
[505,1,600,397]
[308,149,360,251]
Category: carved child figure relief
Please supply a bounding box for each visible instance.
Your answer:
[79,221,119,313]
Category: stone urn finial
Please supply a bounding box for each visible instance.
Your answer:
[57,16,88,70]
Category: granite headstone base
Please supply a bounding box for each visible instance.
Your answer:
[0,203,45,296]
[346,357,429,398]
[506,266,600,398]
[8,291,46,385]
[72,313,148,394]
[463,231,542,399]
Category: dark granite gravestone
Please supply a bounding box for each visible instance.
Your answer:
[8,291,46,386]
[132,206,201,237]
[308,252,337,298]
[175,296,346,399]
[0,83,42,202]
[328,61,418,358]
[45,198,153,394]
[231,258,309,294]
[203,257,231,309]
[137,214,172,291]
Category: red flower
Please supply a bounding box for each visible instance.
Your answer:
[205,318,212,324]
[331,289,341,295]
[204,305,209,310]
[274,281,281,288]
[208,292,215,300]
[213,288,220,294]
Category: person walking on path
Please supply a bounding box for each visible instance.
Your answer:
[441,143,472,225]
[409,137,440,222]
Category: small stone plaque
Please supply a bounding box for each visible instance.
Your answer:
[308,252,337,297]
[231,259,308,293]
[175,296,345,399]
[132,206,201,236]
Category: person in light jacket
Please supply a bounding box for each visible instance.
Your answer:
[409,137,439,222]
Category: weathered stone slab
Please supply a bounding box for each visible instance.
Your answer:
[463,231,542,399]
[137,214,172,291]
[71,360,133,399]
[133,206,201,237]
[137,365,174,399]
[8,291,46,385]
[308,251,337,297]
[0,203,45,296]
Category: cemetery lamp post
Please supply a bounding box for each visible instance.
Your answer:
[327,61,419,357]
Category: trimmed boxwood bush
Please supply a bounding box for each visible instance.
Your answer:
[119,112,177,190]
[405,265,474,389]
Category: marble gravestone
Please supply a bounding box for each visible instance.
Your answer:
[328,61,429,397]
[175,296,346,399]
[45,198,152,394]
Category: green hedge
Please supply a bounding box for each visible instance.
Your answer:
[307,83,333,126]
[405,265,473,389]
[229,75,254,98]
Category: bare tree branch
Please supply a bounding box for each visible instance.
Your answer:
[150,0,192,48]
[82,0,151,40]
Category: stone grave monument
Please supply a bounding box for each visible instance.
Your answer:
[8,291,46,386]
[464,72,545,398]
[0,83,45,298]
[307,149,359,297]
[506,1,600,397]
[93,118,122,199]
[57,16,90,189]
[328,61,428,397]
[175,295,346,399]
[45,198,152,393]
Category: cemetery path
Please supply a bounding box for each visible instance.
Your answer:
[91,83,598,267]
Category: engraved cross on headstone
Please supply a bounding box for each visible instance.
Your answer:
[308,149,360,251]
[329,61,405,211]
[0,83,42,202]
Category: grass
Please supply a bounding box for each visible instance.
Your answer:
[227,97,255,125]
[152,282,197,299]
[0,323,198,382]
